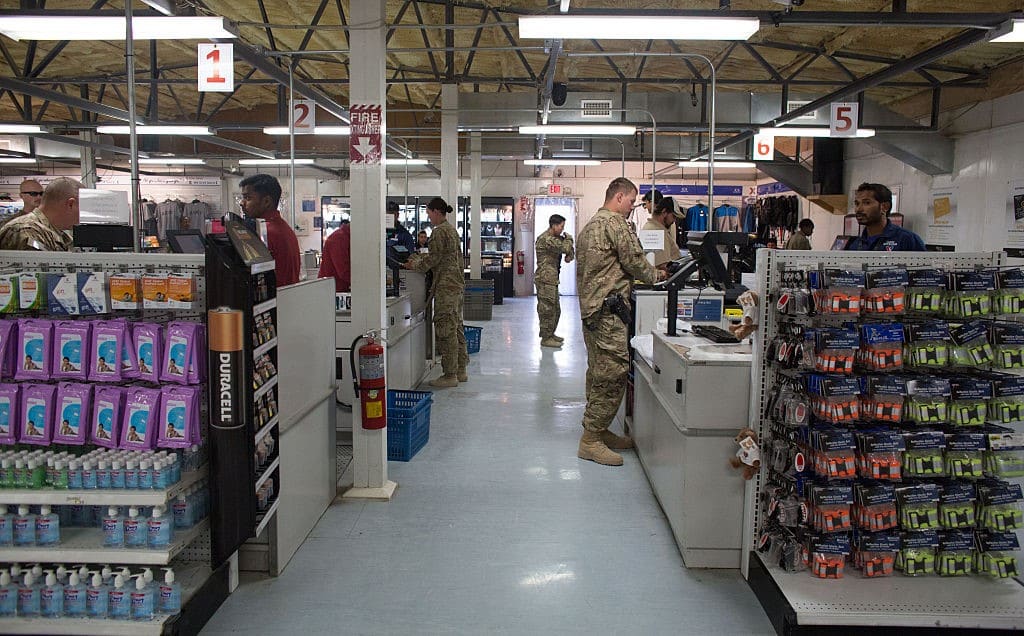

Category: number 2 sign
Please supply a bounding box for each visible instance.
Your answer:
[830,102,859,138]
[198,43,234,93]
[291,100,316,134]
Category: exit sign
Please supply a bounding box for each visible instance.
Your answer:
[548,183,562,194]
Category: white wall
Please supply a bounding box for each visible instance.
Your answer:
[845,90,1024,255]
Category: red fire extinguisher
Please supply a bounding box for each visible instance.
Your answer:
[350,334,387,430]
[516,250,525,275]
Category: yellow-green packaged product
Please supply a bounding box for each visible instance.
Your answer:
[0,274,18,313]
[19,272,45,310]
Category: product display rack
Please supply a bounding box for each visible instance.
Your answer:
[205,220,280,566]
[743,249,1024,633]
[0,251,230,635]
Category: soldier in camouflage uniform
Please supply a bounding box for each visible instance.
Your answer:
[576,178,664,466]
[0,177,81,252]
[534,213,574,348]
[404,197,468,388]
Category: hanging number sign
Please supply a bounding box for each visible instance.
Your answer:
[198,43,233,93]
[830,102,859,138]
[291,100,316,134]
[753,133,774,161]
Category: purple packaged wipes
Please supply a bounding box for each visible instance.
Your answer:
[132,322,162,384]
[15,319,52,381]
[188,324,207,384]
[90,386,124,449]
[161,322,196,385]
[51,321,90,381]
[120,386,160,450]
[53,383,92,445]
[157,385,199,449]
[0,384,19,445]
[0,320,17,379]
[120,322,139,380]
[19,383,55,446]
[89,320,126,382]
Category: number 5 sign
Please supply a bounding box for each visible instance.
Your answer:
[198,43,233,93]
[830,102,859,138]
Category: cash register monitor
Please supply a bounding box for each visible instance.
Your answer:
[166,229,207,254]
[683,232,734,290]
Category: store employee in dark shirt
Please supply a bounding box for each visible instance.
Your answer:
[846,182,926,252]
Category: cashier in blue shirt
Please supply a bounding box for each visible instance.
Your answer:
[846,182,926,252]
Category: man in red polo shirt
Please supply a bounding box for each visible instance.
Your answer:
[318,220,351,292]
[239,174,301,287]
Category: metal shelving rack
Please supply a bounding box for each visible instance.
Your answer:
[0,251,230,635]
[742,249,1024,633]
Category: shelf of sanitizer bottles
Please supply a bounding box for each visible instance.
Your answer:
[0,468,207,508]
[0,561,208,635]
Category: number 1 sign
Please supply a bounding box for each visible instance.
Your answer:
[198,43,234,93]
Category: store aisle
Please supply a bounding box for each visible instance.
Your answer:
[202,298,773,635]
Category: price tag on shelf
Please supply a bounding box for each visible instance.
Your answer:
[198,43,234,93]
[830,102,859,138]
[65,496,84,505]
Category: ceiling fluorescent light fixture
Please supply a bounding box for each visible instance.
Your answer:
[0,158,35,164]
[137,158,206,165]
[97,125,212,136]
[990,19,1024,43]
[141,0,175,16]
[679,161,756,168]
[518,15,759,41]
[385,158,429,165]
[759,127,875,138]
[0,124,43,134]
[519,125,635,136]
[0,16,237,41]
[238,158,315,166]
[560,0,570,12]
[524,159,601,166]
[262,126,351,136]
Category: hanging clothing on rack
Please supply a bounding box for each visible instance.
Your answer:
[687,203,710,232]
[714,203,739,232]
[141,201,158,238]
[182,200,211,233]
[155,199,183,240]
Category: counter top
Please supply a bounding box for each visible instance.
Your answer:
[634,332,753,368]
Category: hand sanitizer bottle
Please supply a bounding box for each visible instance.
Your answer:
[130,575,154,621]
[107,574,129,620]
[97,460,111,489]
[81,460,97,490]
[102,507,124,547]
[152,460,167,489]
[124,507,145,548]
[100,566,114,585]
[86,572,108,618]
[0,458,11,488]
[13,506,35,546]
[63,572,86,617]
[157,568,181,615]
[0,570,16,617]
[125,460,139,489]
[35,505,60,546]
[139,460,153,490]
[148,506,173,548]
[67,460,83,489]
[52,460,68,490]
[168,453,181,483]
[55,565,69,584]
[110,460,126,489]
[40,571,63,618]
[0,505,12,545]
[172,494,190,528]
[17,572,39,617]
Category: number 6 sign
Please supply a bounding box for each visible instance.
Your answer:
[198,43,234,93]
[830,102,859,138]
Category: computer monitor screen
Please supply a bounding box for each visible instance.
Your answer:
[166,230,206,254]
[831,235,853,251]
[685,232,733,289]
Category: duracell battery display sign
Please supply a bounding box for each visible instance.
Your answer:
[209,307,246,431]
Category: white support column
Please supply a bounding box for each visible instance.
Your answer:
[441,84,459,243]
[469,132,482,278]
[343,0,396,502]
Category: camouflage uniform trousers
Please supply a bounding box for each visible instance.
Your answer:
[535,282,561,339]
[581,310,629,433]
[434,292,469,377]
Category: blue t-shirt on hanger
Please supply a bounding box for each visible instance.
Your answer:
[687,204,709,232]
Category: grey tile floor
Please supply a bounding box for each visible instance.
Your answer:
[202,297,774,635]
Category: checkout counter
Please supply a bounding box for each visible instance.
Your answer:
[627,232,753,568]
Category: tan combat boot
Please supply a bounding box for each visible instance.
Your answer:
[600,430,635,450]
[430,375,459,388]
[551,335,565,343]
[577,430,624,466]
[541,337,562,348]
[457,369,469,382]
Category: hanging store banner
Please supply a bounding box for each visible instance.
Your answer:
[349,104,382,166]
[197,43,233,93]
[1005,180,1024,257]
[830,102,859,138]
[753,133,774,161]
[925,186,958,248]
[291,100,316,134]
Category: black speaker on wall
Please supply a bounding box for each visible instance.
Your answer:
[552,83,568,106]
[812,138,844,195]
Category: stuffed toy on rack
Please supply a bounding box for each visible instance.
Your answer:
[731,427,761,480]
[730,290,759,340]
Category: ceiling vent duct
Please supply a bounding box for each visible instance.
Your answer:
[580,99,613,119]
[562,138,585,152]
